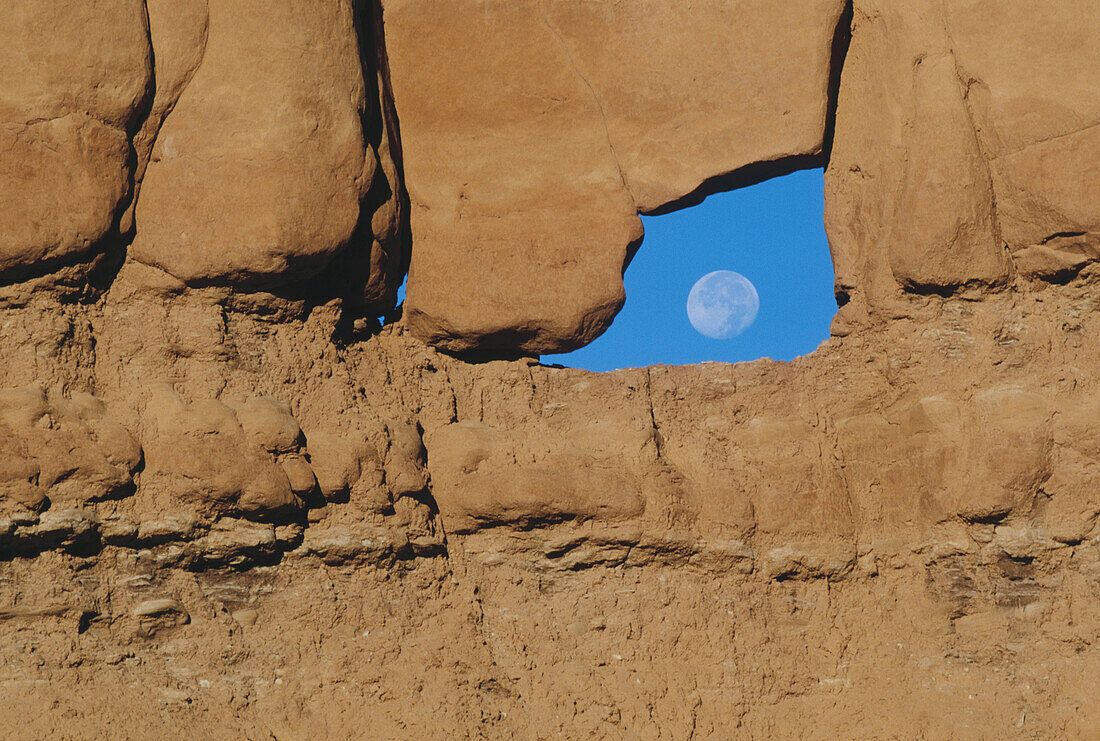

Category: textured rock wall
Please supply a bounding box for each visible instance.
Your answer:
[0,0,409,313]
[387,0,850,353]
[826,0,1100,333]
[3,295,1100,738]
[387,0,1099,351]
[0,1,1098,738]
[0,0,151,286]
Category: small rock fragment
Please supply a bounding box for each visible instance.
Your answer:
[231,608,258,627]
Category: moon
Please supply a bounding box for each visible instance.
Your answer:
[686,270,760,340]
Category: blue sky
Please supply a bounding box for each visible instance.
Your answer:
[543,167,837,371]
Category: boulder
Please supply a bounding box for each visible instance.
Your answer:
[386,0,847,353]
[130,0,401,302]
[0,0,152,282]
[825,0,1100,314]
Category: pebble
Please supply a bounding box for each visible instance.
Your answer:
[232,608,258,627]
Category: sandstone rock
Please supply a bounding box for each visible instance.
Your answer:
[383,420,428,499]
[827,0,1100,312]
[142,386,304,520]
[232,608,259,627]
[387,0,639,355]
[991,525,1059,561]
[387,0,847,353]
[98,514,139,545]
[234,397,303,455]
[424,421,646,533]
[961,387,1054,519]
[130,0,397,298]
[762,541,858,581]
[304,430,383,503]
[38,391,144,504]
[328,0,412,314]
[125,0,210,234]
[294,524,406,566]
[0,2,1099,736]
[136,514,199,545]
[0,0,151,282]
[538,0,848,213]
[132,598,190,636]
[270,523,304,555]
[30,509,98,546]
[189,519,277,568]
[1043,394,1100,543]
[0,387,142,511]
[824,0,1011,312]
[838,387,1053,527]
[709,414,847,537]
[0,436,45,514]
[280,455,320,501]
[944,0,1100,280]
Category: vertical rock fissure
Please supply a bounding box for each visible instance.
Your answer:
[365,0,412,282]
[822,0,854,165]
[538,2,635,206]
[644,367,665,462]
[938,0,1011,272]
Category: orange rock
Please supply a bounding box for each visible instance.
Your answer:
[0,0,151,281]
[387,0,848,353]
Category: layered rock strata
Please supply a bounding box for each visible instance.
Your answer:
[2,290,1100,736]
[0,0,1098,737]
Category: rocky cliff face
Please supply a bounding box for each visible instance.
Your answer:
[1,1,1099,738]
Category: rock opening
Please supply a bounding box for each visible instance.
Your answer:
[544,168,836,371]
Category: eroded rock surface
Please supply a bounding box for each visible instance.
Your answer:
[0,291,1099,736]
[1,0,407,312]
[0,0,151,287]
[387,0,848,353]
[0,1,1099,738]
[388,0,1099,353]
[826,0,1100,328]
[131,0,373,286]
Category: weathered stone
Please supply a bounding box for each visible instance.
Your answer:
[0,0,151,281]
[231,608,259,627]
[280,455,320,500]
[387,0,847,353]
[234,397,303,455]
[31,509,98,544]
[304,430,382,503]
[827,0,1100,317]
[0,387,141,512]
[136,514,199,545]
[424,421,647,533]
[130,0,380,289]
[762,541,858,581]
[142,386,303,520]
[99,514,139,545]
[383,420,427,498]
[825,0,1012,316]
[131,599,190,634]
[125,0,210,234]
[945,0,1100,279]
[538,0,848,213]
[0,2,1098,737]
[189,520,277,567]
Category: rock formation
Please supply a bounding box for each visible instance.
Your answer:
[387,0,850,353]
[0,0,1098,737]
